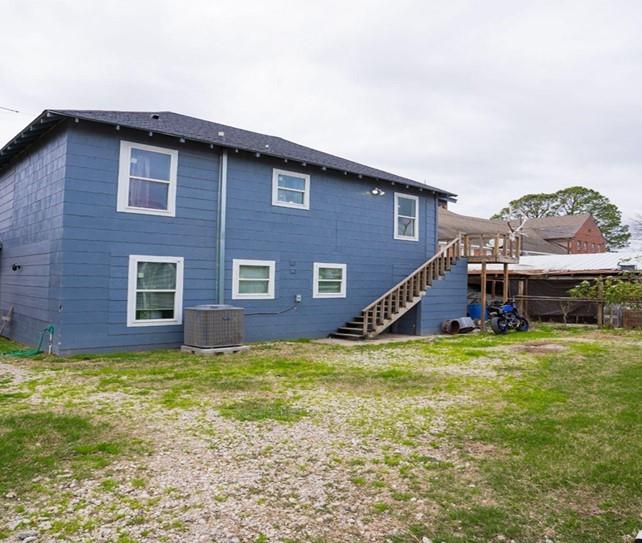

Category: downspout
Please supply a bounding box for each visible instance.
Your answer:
[216,150,228,304]
[433,194,439,254]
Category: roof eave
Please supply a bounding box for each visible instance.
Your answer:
[0,110,66,172]
[1,109,457,199]
[46,110,457,199]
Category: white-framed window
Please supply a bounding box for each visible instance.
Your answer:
[394,193,419,241]
[117,141,178,216]
[272,168,310,210]
[313,263,347,299]
[127,255,184,327]
[232,259,275,299]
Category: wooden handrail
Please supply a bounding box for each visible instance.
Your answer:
[356,231,521,338]
[461,232,521,260]
[362,235,462,313]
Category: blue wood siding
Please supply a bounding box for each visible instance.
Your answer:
[417,258,469,334]
[0,128,67,347]
[223,154,438,341]
[2,121,459,353]
[58,124,219,353]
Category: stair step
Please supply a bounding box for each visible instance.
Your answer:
[329,332,366,340]
[337,326,363,334]
[331,239,462,341]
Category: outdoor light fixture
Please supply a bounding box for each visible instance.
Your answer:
[370,187,385,196]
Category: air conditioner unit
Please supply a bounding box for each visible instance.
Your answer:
[183,305,244,349]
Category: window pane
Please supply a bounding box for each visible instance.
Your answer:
[129,178,169,210]
[397,217,416,237]
[278,174,306,191]
[239,265,269,280]
[130,148,171,180]
[277,189,304,205]
[318,281,342,293]
[136,292,175,320]
[137,262,176,289]
[238,280,269,294]
[397,196,416,217]
[319,267,343,280]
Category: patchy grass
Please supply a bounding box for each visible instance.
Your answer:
[0,412,125,494]
[218,398,309,422]
[0,325,640,543]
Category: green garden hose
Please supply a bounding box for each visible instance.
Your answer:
[1,325,55,358]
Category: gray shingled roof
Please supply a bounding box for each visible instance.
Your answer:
[0,109,456,198]
[511,214,592,240]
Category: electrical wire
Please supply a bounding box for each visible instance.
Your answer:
[245,304,298,316]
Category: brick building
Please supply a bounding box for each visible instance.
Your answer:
[439,209,609,255]
[517,214,608,254]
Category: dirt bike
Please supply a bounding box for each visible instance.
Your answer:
[487,299,529,334]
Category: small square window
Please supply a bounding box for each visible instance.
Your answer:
[233,259,275,299]
[394,193,419,241]
[272,169,310,210]
[313,263,347,299]
[127,255,184,326]
[117,141,178,216]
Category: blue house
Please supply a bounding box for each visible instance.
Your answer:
[0,110,470,354]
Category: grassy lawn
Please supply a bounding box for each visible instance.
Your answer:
[0,325,640,542]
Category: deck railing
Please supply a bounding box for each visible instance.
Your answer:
[461,232,521,261]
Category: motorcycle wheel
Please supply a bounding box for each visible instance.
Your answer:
[490,317,509,334]
[517,317,529,332]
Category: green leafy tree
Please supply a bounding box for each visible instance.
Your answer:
[491,186,630,249]
[492,193,558,220]
[569,275,642,308]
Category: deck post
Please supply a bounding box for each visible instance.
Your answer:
[597,281,604,327]
[502,263,509,301]
[480,260,487,332]
[517,279,525,315]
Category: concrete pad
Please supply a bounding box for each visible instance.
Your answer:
[313,333,439,347]
[181,345,250,355]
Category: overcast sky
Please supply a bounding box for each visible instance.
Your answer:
[1,0,641,227]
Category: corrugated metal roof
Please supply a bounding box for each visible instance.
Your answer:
[0,110,456,198]
[469,251,642,274]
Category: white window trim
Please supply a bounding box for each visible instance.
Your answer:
[232,259,276,300]
[394,192,419,242]
[313,262,347,299]
[271,168,310,210]
[127,255,184,327]
[117,140,178,217]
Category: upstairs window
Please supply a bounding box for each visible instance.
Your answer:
[272,169,310,210]
[233,259,275,299]
[313,263,347,298]
[394,193,419,241]
[127,255,184,326]
[118,141,178,216]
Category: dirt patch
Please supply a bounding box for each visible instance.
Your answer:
[0,363,33,385]
[515,342,568,354]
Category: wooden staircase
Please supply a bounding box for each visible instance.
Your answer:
[330,235,464,340]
